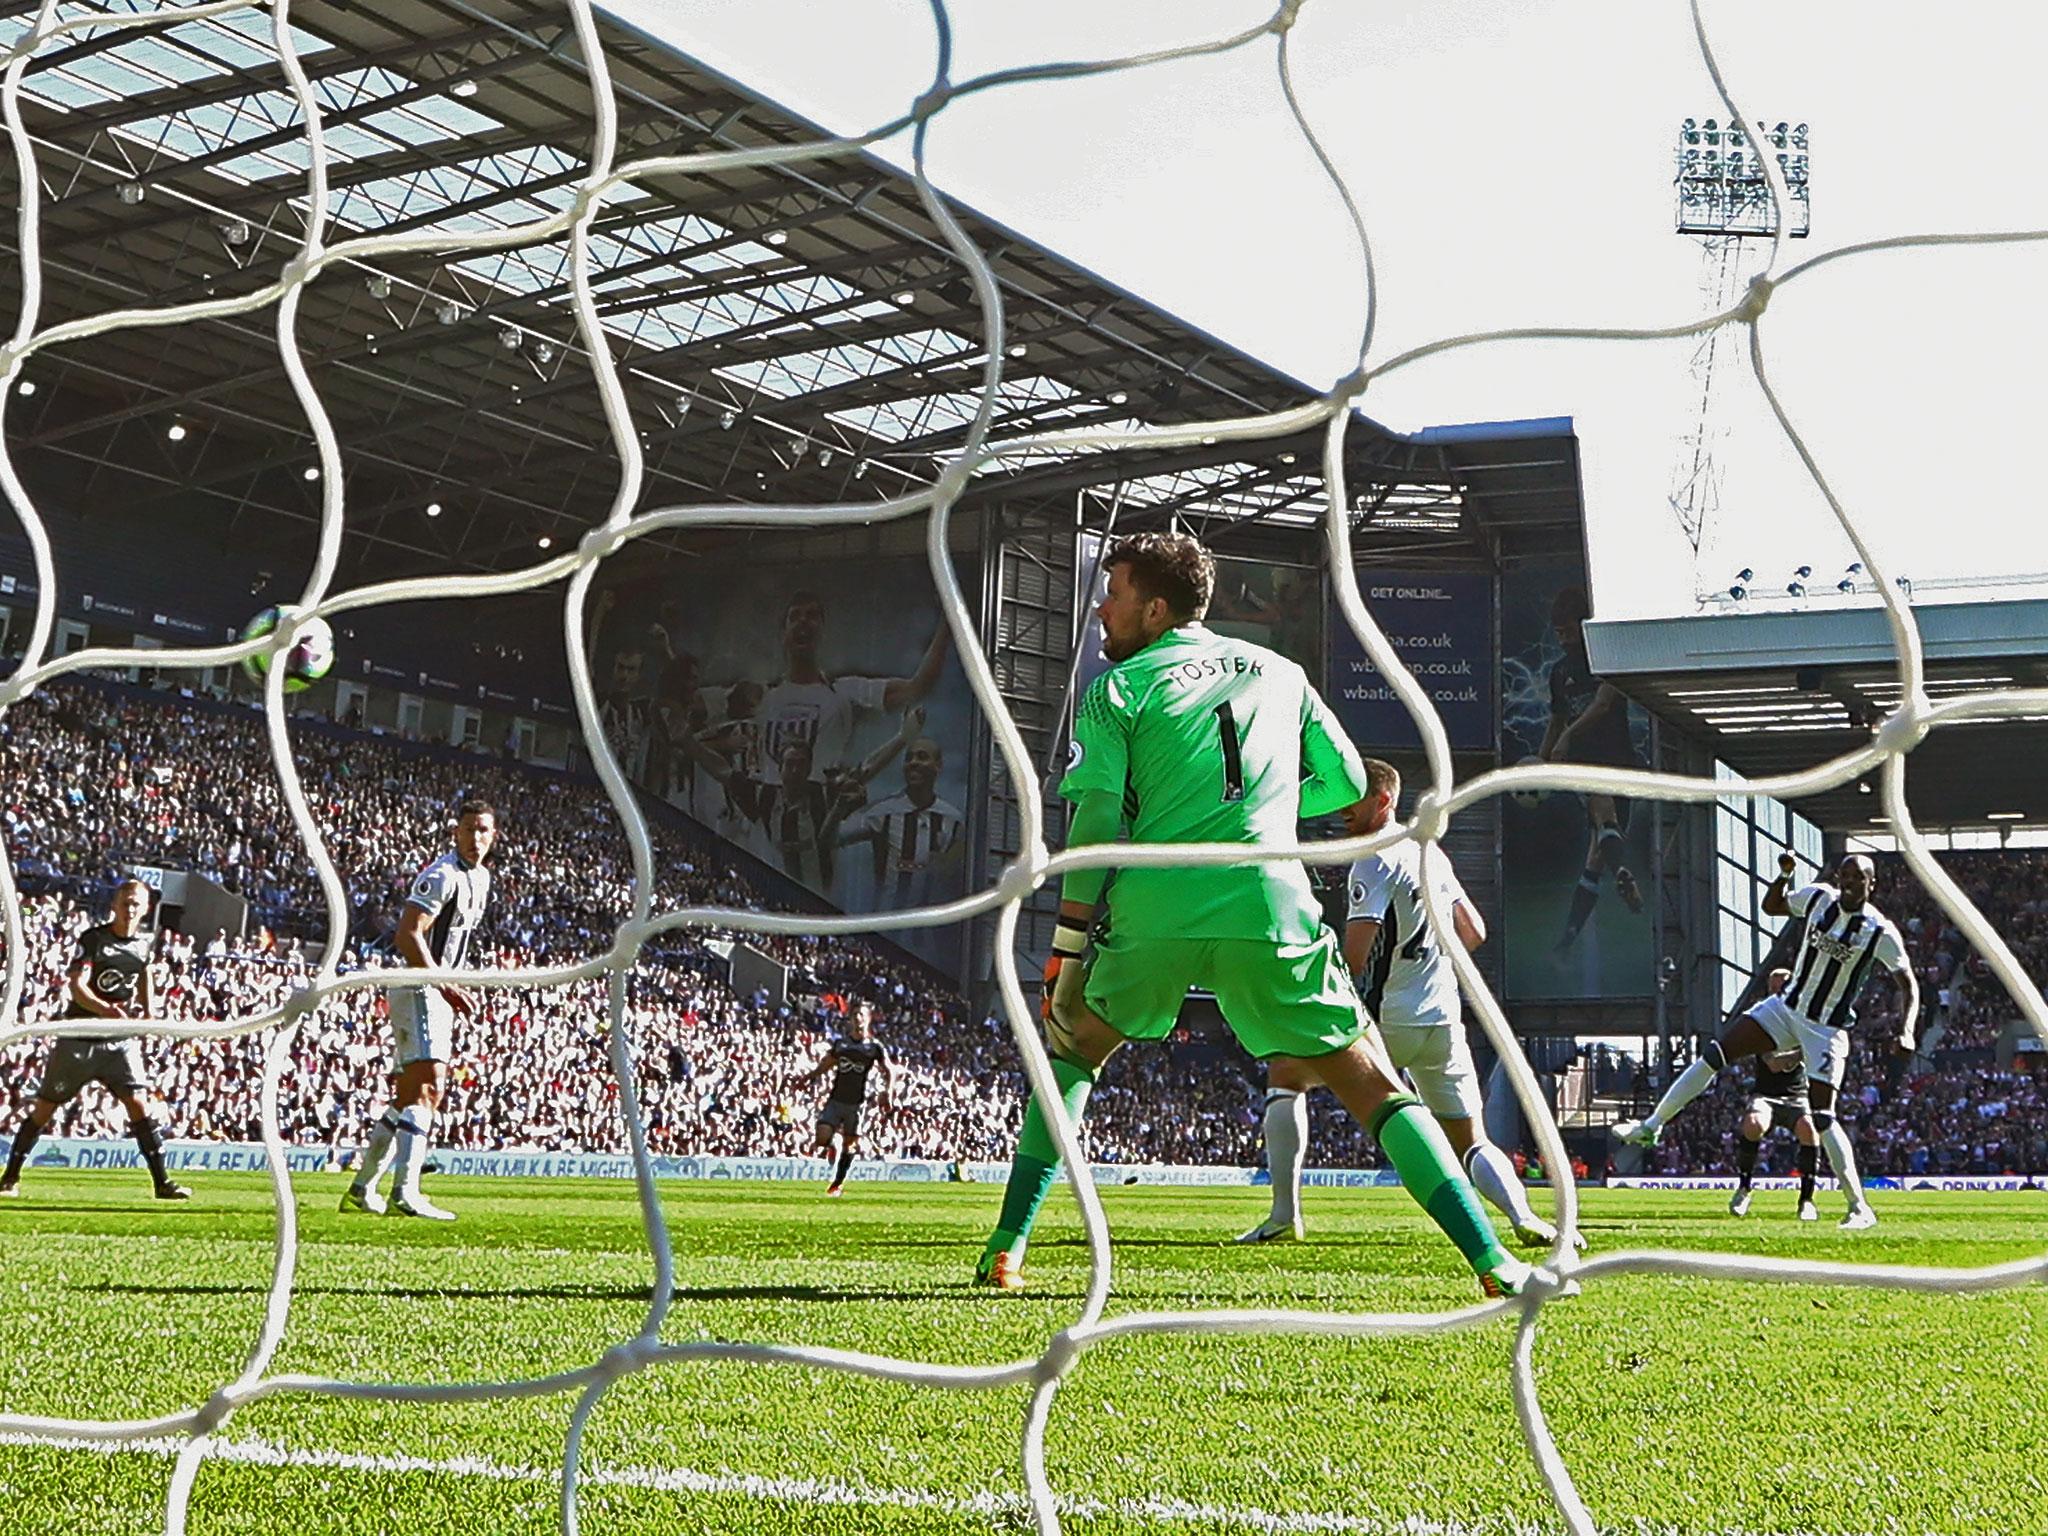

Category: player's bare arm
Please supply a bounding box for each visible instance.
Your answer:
[1341,915,1382,982]
[1452,900,1486,952]
[882,625,950,713]
[1760,850,1798,918]
[799,1046,841,1091]
[1892,965,1921,1053]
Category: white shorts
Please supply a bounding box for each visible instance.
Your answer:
[1749,993,1848,1089]
[1378,1019,1483,1122]
[392,987,455,1067]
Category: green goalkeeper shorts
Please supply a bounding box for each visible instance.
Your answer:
[1081,926,1366,1060]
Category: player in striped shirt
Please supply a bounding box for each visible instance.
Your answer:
[1616,853,1916,1229]
[835,732,964,910]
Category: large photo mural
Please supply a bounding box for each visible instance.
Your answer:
[591,556,975,968]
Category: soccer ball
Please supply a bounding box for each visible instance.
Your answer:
[1509,754,1550,809]
[239,606,335,693]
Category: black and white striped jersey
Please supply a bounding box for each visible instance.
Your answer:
[1781,883,1909,1031]
[845,793,964,907]
[405,850,491,970]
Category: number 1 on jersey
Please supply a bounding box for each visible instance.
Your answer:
[1212,702,1246,802]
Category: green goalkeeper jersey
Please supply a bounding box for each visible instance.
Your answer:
[1061,623,1370,942]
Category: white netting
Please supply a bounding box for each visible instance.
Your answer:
[0,2,2044,1533]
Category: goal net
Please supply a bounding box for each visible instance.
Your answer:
[1,2,2044,1534]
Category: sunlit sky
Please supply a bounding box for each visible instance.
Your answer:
[604,0,2048,621]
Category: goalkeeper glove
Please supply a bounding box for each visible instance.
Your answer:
[1042,921,1088,1031]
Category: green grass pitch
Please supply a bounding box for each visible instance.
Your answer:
[0,1172,2042,1535]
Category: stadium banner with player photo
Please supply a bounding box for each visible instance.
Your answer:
[1500,554,1655,1000]
[1325,568,1491,750]
[589,555,974,969]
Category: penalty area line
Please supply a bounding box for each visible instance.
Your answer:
[0,1428,1554,1534]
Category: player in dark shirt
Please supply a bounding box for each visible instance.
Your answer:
[1539,586,1647,950]
[1729,968,1821,1220]
[0,880,189,1200]
[800,1001,895,1196]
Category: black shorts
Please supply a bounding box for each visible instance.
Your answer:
[36,1038,147,1105]
[1750,1096,1809,1134]
[818,1100,862,1138]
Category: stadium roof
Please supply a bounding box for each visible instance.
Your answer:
[0,0,1585,587]
[1585,596,2048,833]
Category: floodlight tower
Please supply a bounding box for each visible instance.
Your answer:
[1668,119,1810,572]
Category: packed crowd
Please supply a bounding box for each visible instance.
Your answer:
[0,679,1297,1168]
[3,678,2042,1177]
[1642,851,2048,1179]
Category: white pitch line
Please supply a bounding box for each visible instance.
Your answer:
[0,1429,1569,1535]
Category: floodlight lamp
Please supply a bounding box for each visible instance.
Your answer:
[118,182,144,206]
[366,274,392,301]
[537,535,552,549]
[166,422,187,441]
[497,326,522,351]
[1845,561,1864,576]
[450,79,478,98]
[1728,582,1748,601]
[1837,577,1856,594]
[817,448,833,468]
[530,339,556,365]
[1787,581,1806,597]
[1793,564,1813,579]
[1109,390,1129,405]
[1859,780,1873,794]
[302,466,319,482]
[426,501,442,517]
[16,379,34,396]
[1007,343,1027,358]
[219,218,251,246]
[854,459,869,480]
[720,409,736,430]
[436,301,462,326]
[675,395,691,417]
[765,229,788,246]
[891,289,916,305]
[1735,568,1754,584]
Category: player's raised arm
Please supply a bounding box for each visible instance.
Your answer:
[882,623,951,713]
[1761,850,1805,918]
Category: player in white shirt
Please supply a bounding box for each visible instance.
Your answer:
[754,588,950,785]
[1615,852,1916,1229]
[1240,759,1572,1249]
[341,800,495,1222]
[835,730,964,910]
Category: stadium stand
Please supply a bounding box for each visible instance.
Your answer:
[4,676,2039,1176]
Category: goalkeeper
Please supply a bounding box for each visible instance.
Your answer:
[976,533,1529,1298]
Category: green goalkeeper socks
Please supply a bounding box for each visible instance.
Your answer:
[982,1055,1095,1266]
[1371,1094,1509,1273]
